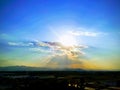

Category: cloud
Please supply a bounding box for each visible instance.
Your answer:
[8,42,34,46]
[45,54,83,68]
[41,53,99,70]
[49,26,107,37]
[7,40,89,69]
[8,40,88,56]
[6,40,104,70]
[55,26,108,37]
[69,30,106,37]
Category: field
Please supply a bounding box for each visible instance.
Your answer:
[0,71,120,90]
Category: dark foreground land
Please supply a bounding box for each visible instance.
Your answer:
[0,71,120,90]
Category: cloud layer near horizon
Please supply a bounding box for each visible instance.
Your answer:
[0,25,119,70]
[5,40,93,69]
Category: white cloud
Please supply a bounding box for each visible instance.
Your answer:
[8,42,34,46]
[8,42,19,46]
[69,30,105,37]
[8,40,88,58]
[29,47,53,53]
[49,26,105,37]
[65,27,108,37]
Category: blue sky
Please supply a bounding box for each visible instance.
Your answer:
[0,0,120,70]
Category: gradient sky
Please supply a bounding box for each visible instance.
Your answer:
[0,0,120,70]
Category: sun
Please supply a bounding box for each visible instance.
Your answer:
[59,34,77,47]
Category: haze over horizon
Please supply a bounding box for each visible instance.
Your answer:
[0,0,120,71]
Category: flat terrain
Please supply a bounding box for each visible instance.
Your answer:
[0,71,120,90]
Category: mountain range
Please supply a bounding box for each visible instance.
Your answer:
[0,66,85,71]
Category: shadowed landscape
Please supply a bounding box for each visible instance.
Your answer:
[0,70,120,90]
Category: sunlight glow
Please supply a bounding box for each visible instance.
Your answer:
[59,34,77,47]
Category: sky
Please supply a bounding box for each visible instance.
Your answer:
[0,0,120,70]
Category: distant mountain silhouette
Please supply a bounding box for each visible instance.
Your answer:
[0,66,85,71]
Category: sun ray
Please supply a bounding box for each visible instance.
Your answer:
[59,34,77,47]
